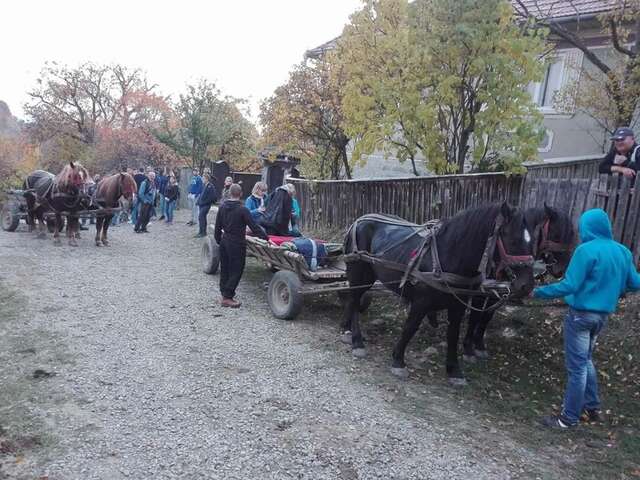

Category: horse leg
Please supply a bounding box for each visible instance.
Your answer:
[463,306,481,361]
[390,301,428,379]
[101,215,111,246]
[95,216,103,246]
[472,309,495,360]
[446,305,468,385]
[53,214,62,246]
[342,261,375,355]
[68,216,78,247]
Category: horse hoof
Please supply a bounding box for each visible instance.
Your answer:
[53,239,61,246]
[352,348,367,359]
[95,241,101,247]
[463,354,477,364]
[69,239,78,247]
[390,367,409,379]
[339,331,352,345]
[102,240,109,246]
[448,377,468,386]
[75,233,81,239]
[474,349,489,360]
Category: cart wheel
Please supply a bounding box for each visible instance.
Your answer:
[268,271,303,320]
[202,237,220,274]
[338,291,372,313]
[1,205,19,232]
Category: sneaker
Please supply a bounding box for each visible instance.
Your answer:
[582,409,603,423]
[159,216,165,221]
[186,221,194,226]
[540,415,574,429]
[221,298,241,308]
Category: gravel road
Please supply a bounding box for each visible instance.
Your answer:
[0,211,563,480]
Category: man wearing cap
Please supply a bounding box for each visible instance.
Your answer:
[599,127,640,178]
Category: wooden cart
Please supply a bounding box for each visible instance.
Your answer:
[201,234,372,320]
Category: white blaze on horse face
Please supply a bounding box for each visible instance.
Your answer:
[524,228,531,244]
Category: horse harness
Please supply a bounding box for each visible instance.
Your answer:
[344,213,534,307]
[533,219,573,262]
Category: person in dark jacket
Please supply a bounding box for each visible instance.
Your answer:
[598,127,640,178]
[195,174,218,238]
[214,184,268,308]
[134,171,156,233]
[164,175,180,224]
[131,167,146,225]
[259,185,293,236]
[156,168,169,221]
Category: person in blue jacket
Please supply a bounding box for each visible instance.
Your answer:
[155,168,169,221]
[134,171,156,233]
[245,181,268,221]
[533,208,640,429]
[187,169,203,226]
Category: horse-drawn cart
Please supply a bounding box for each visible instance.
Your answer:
[1,189,122,233]
[1,190,29,232]
[201,234,373,320]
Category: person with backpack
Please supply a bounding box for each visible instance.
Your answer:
[599,127,639,178]
[533,208,640,429]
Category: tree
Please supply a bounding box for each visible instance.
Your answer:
[337,0,547,174]
[259,59,352,179]
[514,0,640,135]
[173,80,256,171]
[24,62,181,172]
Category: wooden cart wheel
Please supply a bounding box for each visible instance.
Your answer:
[268,271,303,320]
[202,236,220,274]
[1,205,19,232]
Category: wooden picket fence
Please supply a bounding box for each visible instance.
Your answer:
[289,157,640,262]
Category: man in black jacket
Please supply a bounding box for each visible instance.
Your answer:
[599,127,639,178]
[214,184,267,308]
[195,174,218,238]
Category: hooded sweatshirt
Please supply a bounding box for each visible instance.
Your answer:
[533,208,640,313]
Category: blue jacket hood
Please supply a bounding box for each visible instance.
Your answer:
[579,209,612,243]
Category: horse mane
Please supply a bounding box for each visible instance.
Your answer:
[432,203,513,276]
[120,172,138,196]
[525,206,575,244]
[54,164,76,190]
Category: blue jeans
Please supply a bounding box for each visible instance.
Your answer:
[166,200,176,223]
[188,194,199,223]
[562,308,607,424]
[159,195,166,218]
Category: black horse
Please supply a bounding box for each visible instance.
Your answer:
[342,202,535,385]
[461,204,575,361]
[23,163,90,246]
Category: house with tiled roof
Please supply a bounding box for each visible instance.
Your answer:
[306,0,637,177]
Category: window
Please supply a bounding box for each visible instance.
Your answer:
[527,49,583,115]
[528,57,566,109]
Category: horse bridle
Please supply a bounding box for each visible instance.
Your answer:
[480,214,534,282]
[534,219,574,266]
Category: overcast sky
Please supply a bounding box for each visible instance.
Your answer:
[1,0,362,123]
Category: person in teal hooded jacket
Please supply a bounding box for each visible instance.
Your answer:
[533,208,640,428]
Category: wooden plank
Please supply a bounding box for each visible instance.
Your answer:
[613,176,632,242]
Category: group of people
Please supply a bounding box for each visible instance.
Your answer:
[129,167,181,233]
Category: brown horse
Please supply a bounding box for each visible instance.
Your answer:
[93,172,137,246]
[24,162,91,246]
